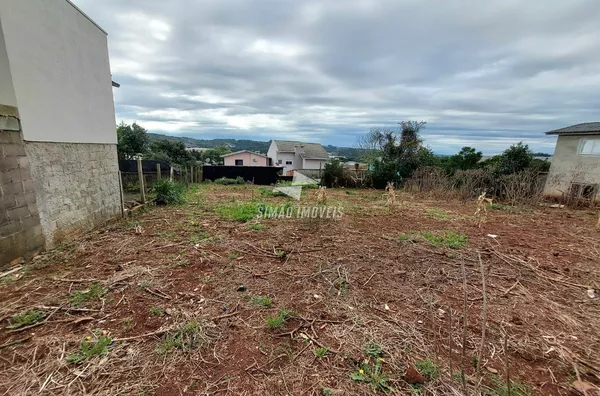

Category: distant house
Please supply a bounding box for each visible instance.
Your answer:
[186,147,210,153]
[221,150,269,166]
[543,122,600,203]
[267,140,328,174]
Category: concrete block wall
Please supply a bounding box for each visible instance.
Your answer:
[25,142,122,247]
[0,115,45,265]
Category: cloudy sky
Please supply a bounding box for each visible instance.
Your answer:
[74,0,600,154]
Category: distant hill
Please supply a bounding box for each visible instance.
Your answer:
[147,133,366,160]
[147,133,271,153]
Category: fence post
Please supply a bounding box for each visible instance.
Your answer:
[157,163,161,179]
[190,166,194,184]
[170,167,174,182]
[118,171,125,216]
[137,158,146,203]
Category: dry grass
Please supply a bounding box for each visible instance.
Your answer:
[0,184,598,395]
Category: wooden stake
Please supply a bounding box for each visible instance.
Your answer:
[137,158,146,203]
[169,167,174,182]
[156,163,161,179]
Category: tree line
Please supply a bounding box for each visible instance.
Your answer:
[116,122,231,167]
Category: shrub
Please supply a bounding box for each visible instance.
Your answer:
[214,177,245,185]
[152,179,186,205]
[322,160,344,188]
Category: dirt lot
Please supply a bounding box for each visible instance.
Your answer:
[1,184,599,395]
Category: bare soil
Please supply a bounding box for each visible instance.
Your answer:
[1,185,599,395]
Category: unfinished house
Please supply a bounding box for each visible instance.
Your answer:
[0,0,121,266]
[544,122,600,204]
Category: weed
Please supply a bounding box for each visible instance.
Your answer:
[153,179,186,205]
[489,375,531,396]
[258,187,286,197]
[345,190,357,195]
[266,308,294,329]
[122,317,132,331]
[150,306,165,316]
[335,278,349,296]
[364,343,383,357]
[251,296,272,308]
[422,231,467,249]
[67,335,112,364]
[215,202,258,222]
[426,208,450,219]
[156,321,212,355]
[228,252,239,260]
[68,282,108,306]
[321,387,334,396]
[8,310,45,329]
[249,223,267,231]
[351,358,393,394]
[315,347,329,358]
[415,359,439,380]
[274,249,286,259]
[173,259,189,267]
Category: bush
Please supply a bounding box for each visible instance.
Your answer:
[214,177,245,185]
[322,160,344,187]
[153,179,186,205]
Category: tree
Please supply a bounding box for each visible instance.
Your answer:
[117,122,149,159]
[322,159,344,187]
[358,121,429,187]
[497,142,533,174]
[198,146,231,165]
[148,140,194,167]
[447,146,483,171]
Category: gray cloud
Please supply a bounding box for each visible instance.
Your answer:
[74,0,600,154]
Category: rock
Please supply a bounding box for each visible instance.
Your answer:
[236,285,247,292]
[404,362,425,384]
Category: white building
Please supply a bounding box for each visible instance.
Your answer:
[0,0,121,266]
[267,140,328,174]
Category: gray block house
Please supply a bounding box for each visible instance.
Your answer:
[543,122,600,203]
[0,0,122,266]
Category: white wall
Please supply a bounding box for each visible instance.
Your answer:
[0,0,117,143]
[0,20,17,107]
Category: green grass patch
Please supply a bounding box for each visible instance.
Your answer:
[426,208,450,219]
[415,359,439,381]
[149,306,165,316]
[422,231,467,249]
[68,283,108,306]
[67,335,112,364]
[489,375,531,396]
[215,202,259,222]
[315,347,329,358]
[266,308,294,329]
[156,321,213,355]
[248,223,267,231]
[251,296,272,308]
[8,310,45,329]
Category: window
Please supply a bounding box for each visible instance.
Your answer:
[578,138,600,155]
[277,160,282,165]
[286,160,293,165]
[235,159,243,166]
